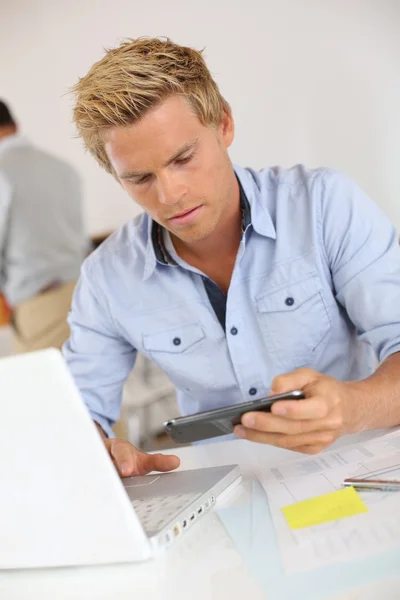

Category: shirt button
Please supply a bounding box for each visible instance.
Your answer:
[285,297,295,306]
[230,327,238,335]
[173,337,181,346]
[249,387,257,396]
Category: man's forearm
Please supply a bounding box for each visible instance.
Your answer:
[348,352,400,431]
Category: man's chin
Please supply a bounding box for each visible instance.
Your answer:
[169,225,214,245]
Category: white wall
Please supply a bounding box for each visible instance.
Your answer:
[1,0,399,235]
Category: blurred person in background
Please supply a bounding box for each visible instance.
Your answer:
[0,100,88,353]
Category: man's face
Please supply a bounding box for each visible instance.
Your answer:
[104,95,235,244]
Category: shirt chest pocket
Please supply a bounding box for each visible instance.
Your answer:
[142,322,212,393]
[256,276,331,372]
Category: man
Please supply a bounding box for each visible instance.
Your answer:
[65,37,400,478]
[0,100,88,353]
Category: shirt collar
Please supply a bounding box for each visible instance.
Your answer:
[233,164,276,239]
[152,219,178,267]
[142,164,276,281]
[0,133,29,155]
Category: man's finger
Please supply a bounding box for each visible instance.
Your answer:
[295,445,326,455]
[234,426,336,450]
[241,410,340,435]
[270,397,336,420]
[270,368,318,395]
[135,452,181,476]
[106,439,136,476]
[106,439,181,477]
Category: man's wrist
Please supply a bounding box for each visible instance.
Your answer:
[344,379,375,434]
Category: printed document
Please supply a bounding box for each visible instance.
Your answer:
[258,430,400,572]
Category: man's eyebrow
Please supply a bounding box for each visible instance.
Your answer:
[165,138,199,165]
[119,138,199,180]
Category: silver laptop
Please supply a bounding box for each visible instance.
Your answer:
[0,349,241,569]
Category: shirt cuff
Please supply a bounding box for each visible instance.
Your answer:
[90,411,116,439]
[380,344,400,364]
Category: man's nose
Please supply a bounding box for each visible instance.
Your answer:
[157,174,186,206]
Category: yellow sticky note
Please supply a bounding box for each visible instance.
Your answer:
[282,486,368,530]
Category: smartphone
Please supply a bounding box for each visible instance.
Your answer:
[163,390,305,444]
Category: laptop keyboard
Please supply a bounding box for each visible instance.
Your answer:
[131,492,201,533]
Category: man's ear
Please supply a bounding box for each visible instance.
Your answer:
[218,108,235,149]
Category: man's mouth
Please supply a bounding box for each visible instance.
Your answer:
[168,205,203,225]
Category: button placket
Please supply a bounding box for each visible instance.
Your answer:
[225,285,265,402]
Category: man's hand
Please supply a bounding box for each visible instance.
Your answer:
[94,422,180,477]
[234,369,364,454]
[104,436,180,477]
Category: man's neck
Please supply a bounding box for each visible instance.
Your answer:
[172,178,242,265]
[170,177,242,293]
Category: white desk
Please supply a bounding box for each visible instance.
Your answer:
[1,431,400,600]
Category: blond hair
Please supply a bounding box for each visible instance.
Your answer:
[72,37,230,174]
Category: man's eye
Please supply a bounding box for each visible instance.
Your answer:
[175,154,192,165]
[134,175,151,185]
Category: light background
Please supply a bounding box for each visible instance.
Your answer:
[1,0,399,235]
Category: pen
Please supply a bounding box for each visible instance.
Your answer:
[343,478,400,492]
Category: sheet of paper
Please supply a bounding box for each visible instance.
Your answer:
[282,486,368,529]
[258,429,400,573]
[217,480,400,600]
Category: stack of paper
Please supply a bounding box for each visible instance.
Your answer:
[258,430,400,572]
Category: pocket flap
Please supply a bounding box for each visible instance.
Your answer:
[257,276,321,313]
[143,323,205,354]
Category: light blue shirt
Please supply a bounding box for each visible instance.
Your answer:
[64,165,400,438]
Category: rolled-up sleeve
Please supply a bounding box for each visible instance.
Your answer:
[63,259,136,437]
[320,170,400,363]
